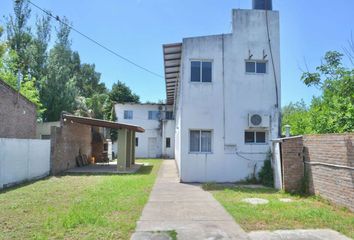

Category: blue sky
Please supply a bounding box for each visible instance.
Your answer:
[1,0,353,105]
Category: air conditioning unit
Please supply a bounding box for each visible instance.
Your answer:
[248,113,270,128]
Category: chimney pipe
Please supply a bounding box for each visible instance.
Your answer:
[252,0,272,10]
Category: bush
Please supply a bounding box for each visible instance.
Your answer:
[258,153,274,187]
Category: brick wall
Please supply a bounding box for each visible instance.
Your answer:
[0,79,36,139]
[281,133,354,211]
[50,121,92,174]
[281,136,304,192]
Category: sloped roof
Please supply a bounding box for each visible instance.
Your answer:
[62,114,145,132]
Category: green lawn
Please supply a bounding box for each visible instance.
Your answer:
[204,185,354,239]
[0,159,161,240]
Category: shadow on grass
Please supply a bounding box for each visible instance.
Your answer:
[0,165,154,194]
[0,176,51,194]
[59,165,154,177]
[202,183,315,199]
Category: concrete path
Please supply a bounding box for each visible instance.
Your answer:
[131,160,249,240]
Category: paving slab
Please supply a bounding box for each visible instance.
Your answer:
[131,160,249,240]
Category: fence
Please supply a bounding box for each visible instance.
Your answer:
[278,133,354,211]
[0,138,50,189]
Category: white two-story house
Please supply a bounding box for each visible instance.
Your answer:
[114,103,175,158]
[163,4,281,182]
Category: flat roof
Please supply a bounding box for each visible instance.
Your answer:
[163,43,182,105]
[62,114,145,133]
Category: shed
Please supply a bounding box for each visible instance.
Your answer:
[61,114,144,172]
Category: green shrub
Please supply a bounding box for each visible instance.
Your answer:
[258,153,274,187]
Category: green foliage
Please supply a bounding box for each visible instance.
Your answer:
[1,1,141,130]
[258,153,274,187]
[283,51,354,135]
[109,81,140,103]
[40,19,77,121]
[282,99,312,135]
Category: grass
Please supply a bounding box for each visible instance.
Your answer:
[204,184,354,239]
[0,159,161,240]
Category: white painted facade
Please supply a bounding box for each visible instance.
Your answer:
[114,103,175,158]
[171,9,281,182]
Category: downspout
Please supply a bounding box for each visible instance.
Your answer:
[222,34,226,144]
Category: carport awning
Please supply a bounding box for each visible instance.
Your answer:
[62,114,145,133]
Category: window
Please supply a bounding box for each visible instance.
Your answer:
[166,137,171,148]
[135,137,138,147]
[165,111,173,120]
[245,61,267,73]
[148,111,160,120]
[189,130,212,153]
[244,131,267,144]
[191,60,212,82]
[124,110,133,119]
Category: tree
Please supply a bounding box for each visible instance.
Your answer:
[302,51,354,133]
[0,25,43,114]
[29,14,51,89]
[283,51,354,134]
[40,18,77,121]
[109,81,140,103]
[6,0,32,77]
[282,100,311,135]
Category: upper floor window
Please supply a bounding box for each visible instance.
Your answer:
[245,131,266,144]
[165,111,173,120]
[245,61,267,74]
[148,111,160,120]
[191,60,212,82]
[124,110,133,119]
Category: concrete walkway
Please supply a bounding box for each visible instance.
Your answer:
[131,160,249,240]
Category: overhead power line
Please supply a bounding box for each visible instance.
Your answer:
[27,0,164,79]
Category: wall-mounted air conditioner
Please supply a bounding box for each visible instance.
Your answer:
[248,113,270,128]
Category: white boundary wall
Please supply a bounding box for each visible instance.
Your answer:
[0,138,50,189]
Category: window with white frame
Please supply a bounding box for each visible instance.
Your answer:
[244,131,267,144]
[148,110,160,120]
[245,60,267,74]
[191,60,212,82]
[189,130,212,153]
[124,110,133,119]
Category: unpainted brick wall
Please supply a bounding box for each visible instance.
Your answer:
[281,133,354,211]
[0,80,36,139]
[50,121,92,174]
[304,134,354,211]
[281,136,304,192]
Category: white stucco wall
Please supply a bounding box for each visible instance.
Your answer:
[0,138,50,189]
[114,103,175,158]
[175,9,281,182]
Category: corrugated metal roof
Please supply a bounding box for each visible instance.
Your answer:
[62,114,145,133]
[163,43,182,105]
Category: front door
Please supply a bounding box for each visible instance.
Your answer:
[148,137,157,158]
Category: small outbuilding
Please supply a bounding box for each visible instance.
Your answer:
[50,113,144,174]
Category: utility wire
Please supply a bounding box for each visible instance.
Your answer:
[27,0,164,79]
